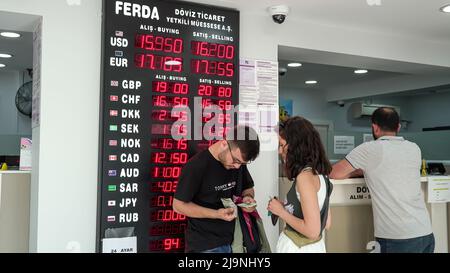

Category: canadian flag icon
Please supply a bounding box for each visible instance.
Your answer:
[109,155,117,161]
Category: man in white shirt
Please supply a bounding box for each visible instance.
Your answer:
[330,107,434,253]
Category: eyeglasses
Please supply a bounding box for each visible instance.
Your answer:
[227,141,249,165]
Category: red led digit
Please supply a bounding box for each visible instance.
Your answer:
[152,124,187,136]
[163,37,173,52]
[164,238,181,250]
[153,95,167,107]
[152,166,182,178]
[218,100,232,110]
[170,152,188,164]
[218,87,232,97]
[135,34,145,48]
[191,41,235,59]
[173,39,183,53]
[191,60,234,77]
[173,83,188,94]
[226,45,234,59]
[202,98,212,108]
[136,34,184,54]
[153,82,189,94]
[198,85,211,96]
[136,54,183,72]
[217,62,225,76]
[158,81,167,92]
[162,139,173,149]
[150,181,178,193]
[200,60,208,74]
[134,53,145,68]
[144,35,154,50]
[149,238,184,251]
[177,139,187,150]
[226,63,234,77]
[217,44,225,58]
[218,114,231,124]
[200,42,208,56]
[152,96,188,107]
[150,195,174,207]
[151,152,187,164]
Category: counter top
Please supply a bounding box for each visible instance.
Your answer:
[330,176,429,185]
[0,171,31,175]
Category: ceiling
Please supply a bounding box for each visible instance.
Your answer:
[198,0,450,43]
[0,11,37,72]
[278,60,408,90]
[0,29,33,72]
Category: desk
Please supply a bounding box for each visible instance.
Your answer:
[329,177,448,253]
[0,171,31,252]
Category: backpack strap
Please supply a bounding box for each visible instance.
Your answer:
[319,176,333,236]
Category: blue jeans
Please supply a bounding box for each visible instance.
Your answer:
[200,244,232,253]
[376,233,435,253]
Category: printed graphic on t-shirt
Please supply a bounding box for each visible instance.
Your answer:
[214,181,237,192]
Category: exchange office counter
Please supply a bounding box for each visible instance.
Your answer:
[0,171,31,252]
[328,177,448,253]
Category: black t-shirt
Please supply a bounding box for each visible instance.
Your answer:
[174,149,254,252]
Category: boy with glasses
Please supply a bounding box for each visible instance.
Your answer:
[173,125,260,253]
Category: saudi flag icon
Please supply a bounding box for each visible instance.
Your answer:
[107,185,116,192]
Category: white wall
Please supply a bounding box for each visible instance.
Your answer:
[279,86,413,133]
[406,92,450,132]
[280,87,328,121]
[0,0,102,252]
[326,97,412,132]
[1,0,450,252]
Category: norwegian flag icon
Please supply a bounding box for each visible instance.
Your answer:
[115,31,123,37]
[110,95,119,102]
[109,155,117,161]
[109,140,118,146]
[111,80,119,87]
[110,110,118,117]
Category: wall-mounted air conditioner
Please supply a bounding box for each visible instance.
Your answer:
[351,103,401,119]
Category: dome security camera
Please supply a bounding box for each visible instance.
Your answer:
[279,67,287,76]
[268,5,289,24]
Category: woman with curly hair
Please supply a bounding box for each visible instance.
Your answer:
[268,116,333,253]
